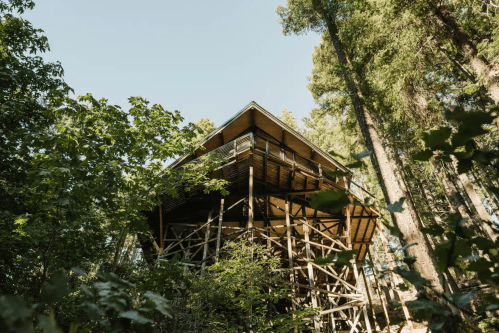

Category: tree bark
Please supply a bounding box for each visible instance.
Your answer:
[316,0,446,294]
[431,3,499,105]
[449,159,497,241]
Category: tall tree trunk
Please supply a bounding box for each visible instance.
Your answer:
[316,0,446,294]
[430,3,499,105]
[475,167,499,218]
[449,159,497,241]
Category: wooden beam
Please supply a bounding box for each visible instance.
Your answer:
[201,209,214,273]
[215,198,225,260]
[249,160,254,229]
[375,219,414,331]
[367,247,391,330]
[352,261,372,333]
[285,194,298,333]
[346,205,352,249]
[303,212,320,331]
[362,267,380,333]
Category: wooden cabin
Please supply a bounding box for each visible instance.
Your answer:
[151,101,380,332]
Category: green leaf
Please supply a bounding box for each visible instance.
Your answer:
[423,127,452,148]
[335,249,359,268]
[326,170,350,178]
[421,224,445,237]
[412,149,433,161]
[119,310,153,324]
[313,253,335,266]
[382,221,403,238]
[448,292,473,307]
[309,189,351,214]
[143,291,172,318]
[394,266,430,287]
[83,302,105,320]
[345,160,363,169]
[37,311,62,333]
[387,197,405,213]
[487,186,499,199]
[71,267,87,277]
[41,271,69,304]
[401,243,417,252]
[354,196,373,207]
[457,159,473,174]
[466,258,494,272]
[351,150,370,160]
[0,295,32,322]
[403,256,417,265]
[397,283,409,291]
[329,150,346,159]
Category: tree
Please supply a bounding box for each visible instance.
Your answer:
[277,0,447,295]
[280,108,299,130]
[192,117,216,144]
[0,2,228,331]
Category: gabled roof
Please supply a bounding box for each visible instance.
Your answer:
[170,101,350,173]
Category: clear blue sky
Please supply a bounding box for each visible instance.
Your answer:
[24,0,321,127]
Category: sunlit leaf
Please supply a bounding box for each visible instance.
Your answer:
[310,189,351,214]
[387,197,405,213]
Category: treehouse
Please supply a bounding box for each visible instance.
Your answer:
[149,101,382,332]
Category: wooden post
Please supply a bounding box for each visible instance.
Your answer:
[346,205,352,249]
[249,164,254,230]
[159,204,164,251]
[367,247,391,331]
[285,194,298,333]
[352,261,372,333]
[303,218,320,331]
[318,164,323,189]
[215,199,225,260]
[362,267,380,333]
[375,220,413,331]
[202,209,214,272]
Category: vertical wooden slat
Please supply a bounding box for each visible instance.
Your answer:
[303,216,320,331]
[202,209,214,272]
[352,261,372,333]
[249,145,254,229]
[375,219,414,331]
[367,247,391,330]
[285,194,298,333]
[362,267,379,332]
[215,199,225,260]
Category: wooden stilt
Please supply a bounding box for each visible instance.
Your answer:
[285,194,298,333]
[367,247,391,331]
[303,215,320,331]
[375,220,413,332]
[362,267,380,333]
[249,165,254,230]
[202,209,214,272]
[215,198,225,260]
[352,262,372,333]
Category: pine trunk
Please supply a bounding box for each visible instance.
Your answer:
[431,4,499,105]
[318,2,446,294]
[449,159,497,241]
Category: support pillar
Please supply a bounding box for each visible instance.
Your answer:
[215,198,225,260]
[303,219,320,331]
[202,209,214,272]
[285,194,298,333]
